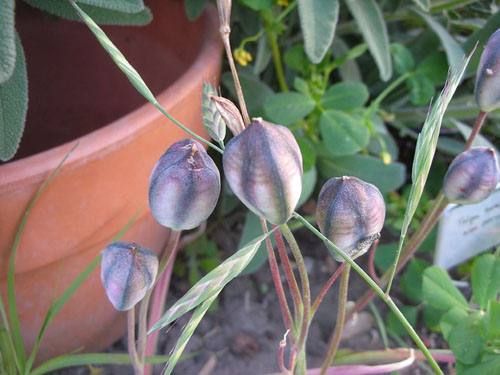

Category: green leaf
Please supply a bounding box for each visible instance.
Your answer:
[423,305,443,332]
[284,45,307,73]
[440,307,468,341]
[374,243,397,271]
[297,138,316,172]
[293,77,310,97]
[320,82,369,111]
[185,0,207,21]
[0,0,15,84]
[298,166,317,208]
[412,0,430,11]
[331,37,362,82]
[412,8,465,75]
[407,73,435,106]
[297,0,339,64]
[73,0,145,13]
[149,229,276,332]
[448,315,484,365]
[417,52,448,84]
[25,0,152,25]
[487,300,500,341]
[320,111,370,156]
[390,43,415,75]
[240,0,272,11]
[0,33,27,162]
[345,0,392,81]
[222,71,274,117]
[318,154,405,194]
[422,266,468,311]
[253,36,272,75]
[264,92,316,126]
[461,355,500,375]
[471,254,500,310]
[386,305,418,336]
[400,258,431,303]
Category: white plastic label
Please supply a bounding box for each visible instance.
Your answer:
[434,186,500,270]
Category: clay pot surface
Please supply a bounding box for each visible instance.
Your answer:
[0,0,222,362]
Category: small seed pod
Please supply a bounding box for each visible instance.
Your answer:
[475,28,500,112]
[223,118,303,225]
[101,242,158,311]
[201,82,226,143]
[316,176,386,261]
[443,147,499,205]
[149,139,221,230]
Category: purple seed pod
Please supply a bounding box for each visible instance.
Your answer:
[101,242,158,311]
[149,139,221,230]
[443,147,499,205]
[316,176,386,261]
[475,28,500,112]
[223,117,303,225]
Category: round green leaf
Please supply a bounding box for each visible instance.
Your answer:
[320,110,369,156]
[390,43,415,75]
[296,138,316,172]
[320,82,369,111]
[264,92,316,126]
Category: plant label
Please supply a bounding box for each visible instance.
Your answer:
[435,185,500,270]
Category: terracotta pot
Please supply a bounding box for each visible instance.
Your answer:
[0,0,222,362]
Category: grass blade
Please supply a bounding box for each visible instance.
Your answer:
[148,228,277,334]
[68,1,223,154]
[25,206,144,373]
[7,142,79,370]
[0,295,21,373]
[162,294,218,375]
[385,49,475,295]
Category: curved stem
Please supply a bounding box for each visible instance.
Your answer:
[262,12,288,93]
[320,264,351,375]
[310,262,347,319]
[293,212,443,375]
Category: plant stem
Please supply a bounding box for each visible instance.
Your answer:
[365,72,413,118]
[293,212,444,375]
[280,224,310,375]
[310,262,347,319]
[261,219,294,336]
[273,225,303,327]
[464,110,487,149]
[262,12,288,93]
[127,307,142,375]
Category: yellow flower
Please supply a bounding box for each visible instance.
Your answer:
[380,151,392,165]
[278,0,289,6]
[233,48,253,66]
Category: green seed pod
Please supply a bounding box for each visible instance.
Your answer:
[316,176,386,261]
[101,242,158,311]
[149,139,221,230]
[223,118,303,225]
[443,147,499,205]
[475,28,500,112]
[202,82,226,143]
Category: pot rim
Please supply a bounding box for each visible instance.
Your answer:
[0,5,221,188]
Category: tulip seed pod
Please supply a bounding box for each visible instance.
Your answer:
[443,147,499,205]
[149,139,221,230]
[475,28,500,112]
[101,242,158,311]
[316,176,386,261]
[223,118,303,225]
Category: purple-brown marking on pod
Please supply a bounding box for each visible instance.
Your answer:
[443,147,500,205]
[101,242,158,311]
[149,139,221,230]
[316,176,386,261]
[475,28,500,112]
[222,118,303,225]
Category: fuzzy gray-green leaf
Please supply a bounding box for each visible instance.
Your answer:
[345,0,392,81]
[0,0,15,84]
[297,0,339,64]
[0,34,27,162]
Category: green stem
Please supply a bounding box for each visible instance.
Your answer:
[280,224,310,374]
[127,307,142,375]
[320,265,351,375]
[293,212,444,375]
[365,72,413,118]
[262,12,288,93]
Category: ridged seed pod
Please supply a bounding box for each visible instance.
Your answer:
[101,242,158,311]
[443,147,499,204]
[201,82,226,143]
[223,118,303,225]
[316,176,386,261]
[475,28,500,112]
[149,139,221,230]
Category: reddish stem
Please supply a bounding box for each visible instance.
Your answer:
[368,240,382,287]
[310,262,347,319]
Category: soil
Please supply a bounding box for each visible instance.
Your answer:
[57,223,449,375]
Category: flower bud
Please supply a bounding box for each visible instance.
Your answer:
[223,118,303,225]
[316,176,386,261]
[475,28,500,112]
[149,139,221,230]
[101,242,158,311]
[443,147,499,205]
[202,82,226,143]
